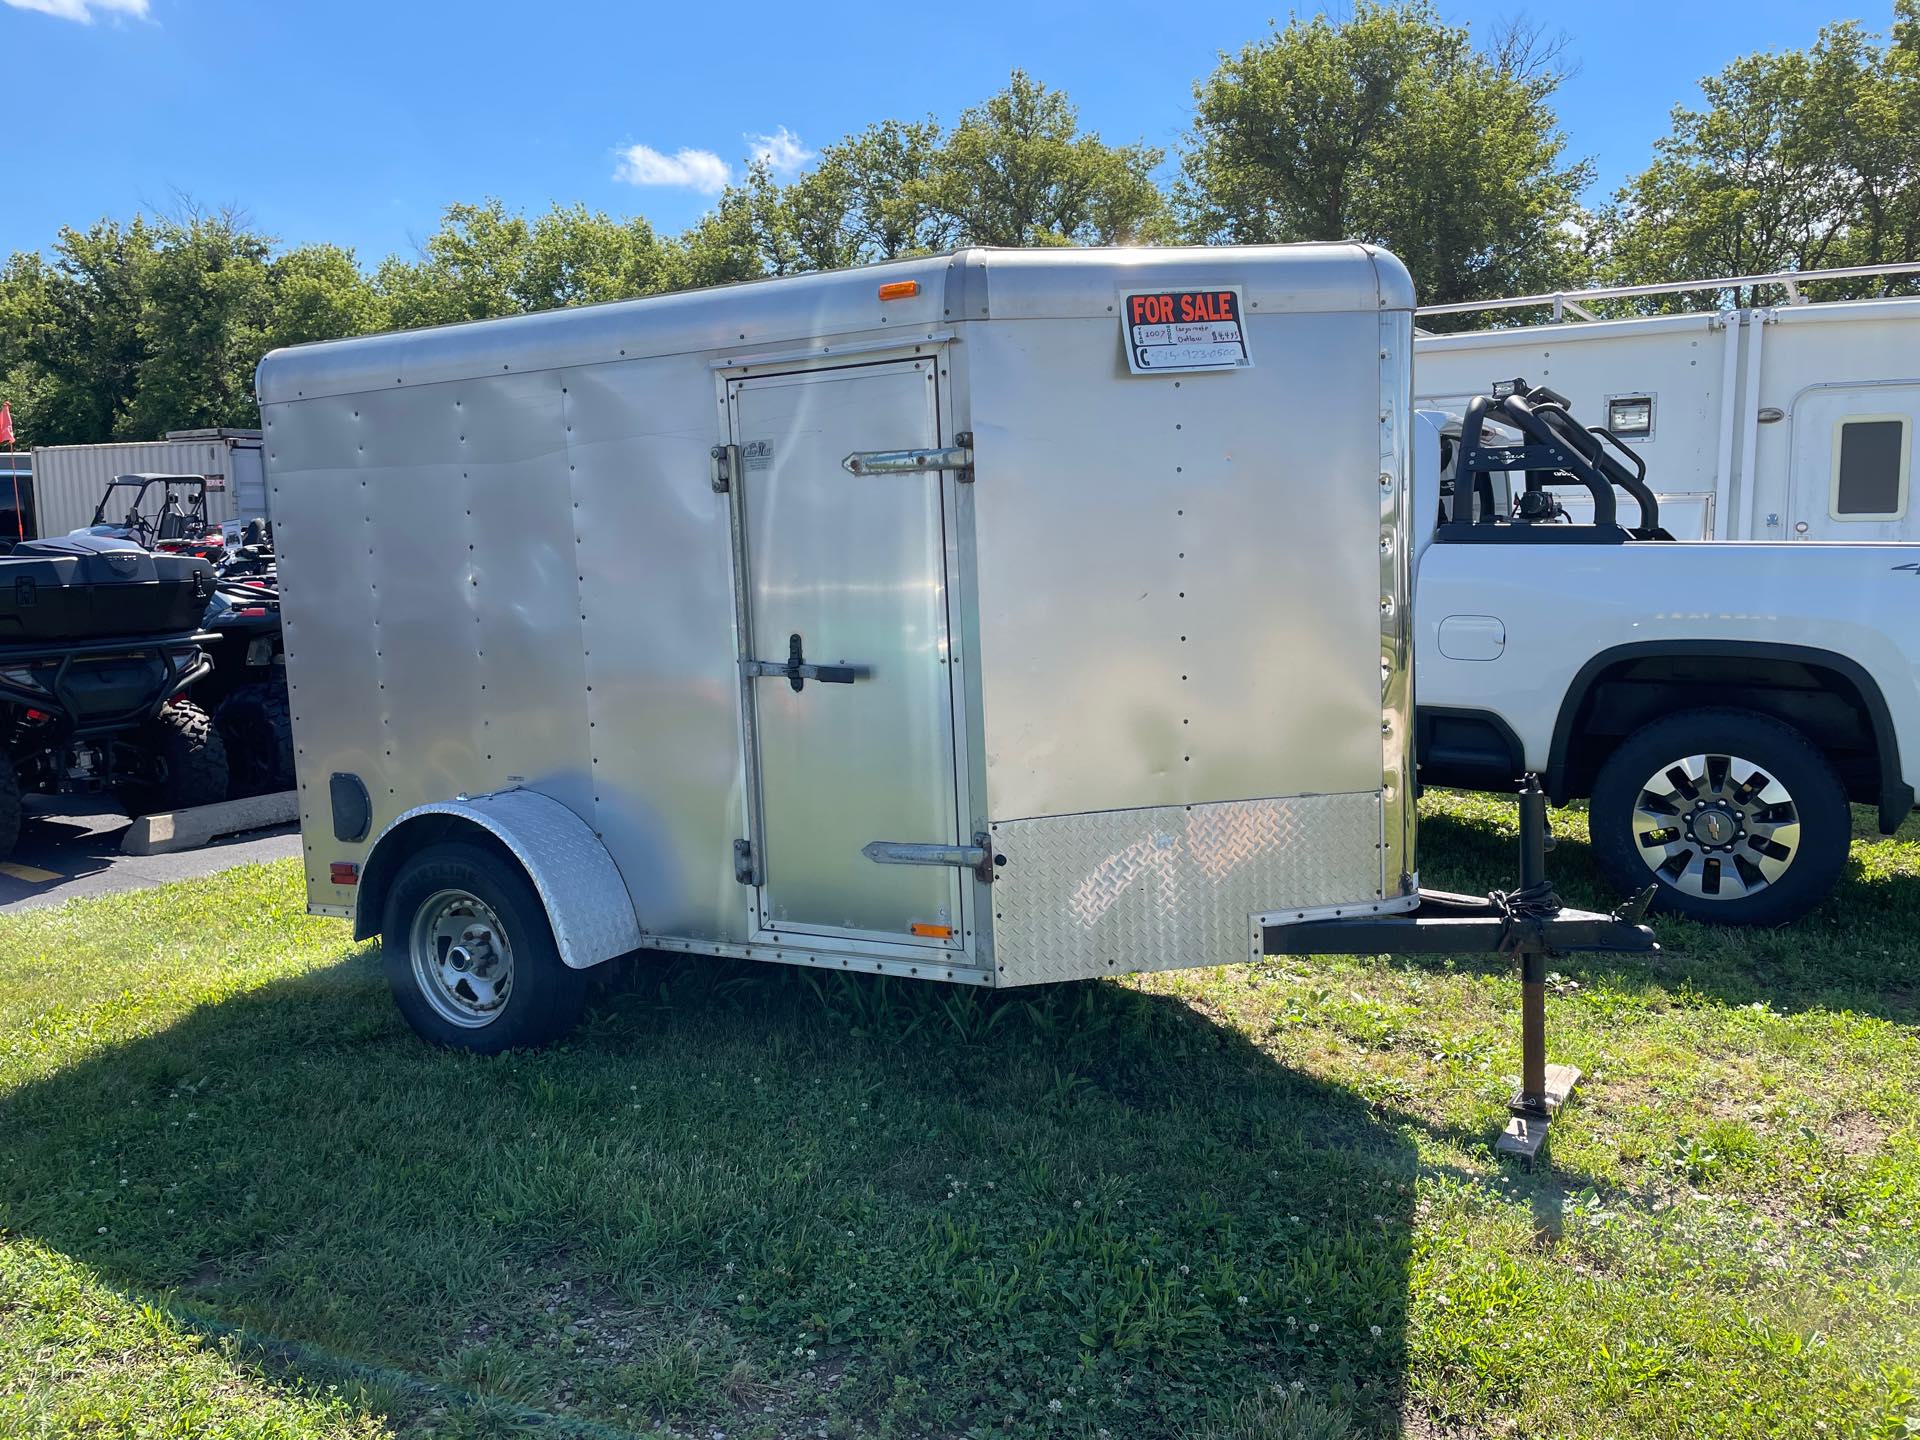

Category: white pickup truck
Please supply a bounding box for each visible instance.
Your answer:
[1413,381,1920,926]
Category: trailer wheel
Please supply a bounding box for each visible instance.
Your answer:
[0,753,20,861]
[381,841,587,1053]
[116,701,230,818]
[215,682,295,797]
[1588,708,1849,926]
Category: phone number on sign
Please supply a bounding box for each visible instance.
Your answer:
[1135,343,1246,368]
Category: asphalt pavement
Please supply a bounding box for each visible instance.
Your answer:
[0,796,301,913]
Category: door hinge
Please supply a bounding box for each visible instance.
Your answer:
[710,443,738,493]
[842,432,974,482]
[733,838,757,886]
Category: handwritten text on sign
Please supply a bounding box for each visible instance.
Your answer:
[1121,288,1253,374]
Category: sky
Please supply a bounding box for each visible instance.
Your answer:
[1,0,1867,266]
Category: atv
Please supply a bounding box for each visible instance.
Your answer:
[73,489,290,800]
[195,526,291,797]
[0,534,228,860]
[77,474,230,562]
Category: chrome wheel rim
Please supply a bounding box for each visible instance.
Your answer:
[409,888,515,1028]
[1631,752,1800,901]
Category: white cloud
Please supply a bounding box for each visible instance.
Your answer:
[4,0,149,22]
[613,143,732,195]
[746,126,814,178]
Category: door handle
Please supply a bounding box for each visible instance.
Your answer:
[862,832,999,883]
[842,432,974,481]
[745,633,870,692]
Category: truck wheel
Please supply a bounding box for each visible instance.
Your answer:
[116,701,231,818]
[215,682,295,797]
[0,753,20,861]
[381,841,587,1053]
[1589,708,1849,926]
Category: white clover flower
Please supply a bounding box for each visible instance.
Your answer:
[1048,1399,1063,1413]
[1309,1322,1320,1333]
[1370,1324,1383,1337]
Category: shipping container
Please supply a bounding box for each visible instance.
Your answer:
[25,429,266,540]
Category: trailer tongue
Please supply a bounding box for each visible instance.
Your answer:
[1267,778,1656,1159]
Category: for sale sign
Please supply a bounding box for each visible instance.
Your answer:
[1121,287,1253,374]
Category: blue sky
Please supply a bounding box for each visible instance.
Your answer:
[3,0,1868,265]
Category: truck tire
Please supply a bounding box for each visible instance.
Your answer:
[1589,708,1850,926]
[381,841,587,1053]
[116,701,231,819]
[215,682,295,797]
[0,753,20,861]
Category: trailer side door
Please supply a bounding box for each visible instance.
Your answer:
[1789,384,1918,542]
[725,359,965,949]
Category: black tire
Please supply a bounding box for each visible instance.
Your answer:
[0,752,20,862]
[115,701,230,818]
[381,841,587,1053]
[1589,707,1850,926]
[215,681,295,797]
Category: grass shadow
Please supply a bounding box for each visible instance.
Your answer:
[2,945,1426,1439]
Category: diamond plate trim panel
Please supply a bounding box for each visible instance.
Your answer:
[989,792,1383,986]
[362,789,643,970]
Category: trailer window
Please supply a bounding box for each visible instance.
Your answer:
[1830,416,1910,520]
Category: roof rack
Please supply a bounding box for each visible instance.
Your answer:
[1416,259,1920,324]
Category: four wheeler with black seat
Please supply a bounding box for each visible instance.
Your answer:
[194,530,291,797]
[0,533,228,860]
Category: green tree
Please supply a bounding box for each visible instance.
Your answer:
[1602,5,1920,298]
[1182,3,1592,309]
[267,243,388,351]
[376,199,532,328]
[792,118,944,267]
[12,218,153,444]
[377,199,689,325]
[923,71,1169,247]
[720,73,1170,275]
[125,211,275,436]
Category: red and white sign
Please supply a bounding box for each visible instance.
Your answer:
[1121,288,1253,374]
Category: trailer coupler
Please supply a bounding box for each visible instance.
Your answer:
[1262,777,1658,1163]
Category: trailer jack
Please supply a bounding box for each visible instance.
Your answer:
[1263,777,1657,1164]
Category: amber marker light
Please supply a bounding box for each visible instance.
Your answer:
[878,280,919,301]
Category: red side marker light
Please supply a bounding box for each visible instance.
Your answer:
[330,862,360,885]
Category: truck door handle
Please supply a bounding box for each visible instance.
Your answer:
[745,633,870,692]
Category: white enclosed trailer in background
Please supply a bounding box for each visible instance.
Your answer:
[1415,263,1920,542]
[26,428,266,540]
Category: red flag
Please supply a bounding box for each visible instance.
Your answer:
[0,402,12,448]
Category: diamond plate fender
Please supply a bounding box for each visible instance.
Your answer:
[354,789,643,970]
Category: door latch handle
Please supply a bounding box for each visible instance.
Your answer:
[862,832,1000,884]
[745,633,870,692]
[842,432,974,481]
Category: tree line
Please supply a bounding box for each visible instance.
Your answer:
[3,0,1918,446]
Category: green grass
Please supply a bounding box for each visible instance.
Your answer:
[0,794,1916,1439]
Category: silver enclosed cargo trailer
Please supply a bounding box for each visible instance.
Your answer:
[259,244,1650,1151]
